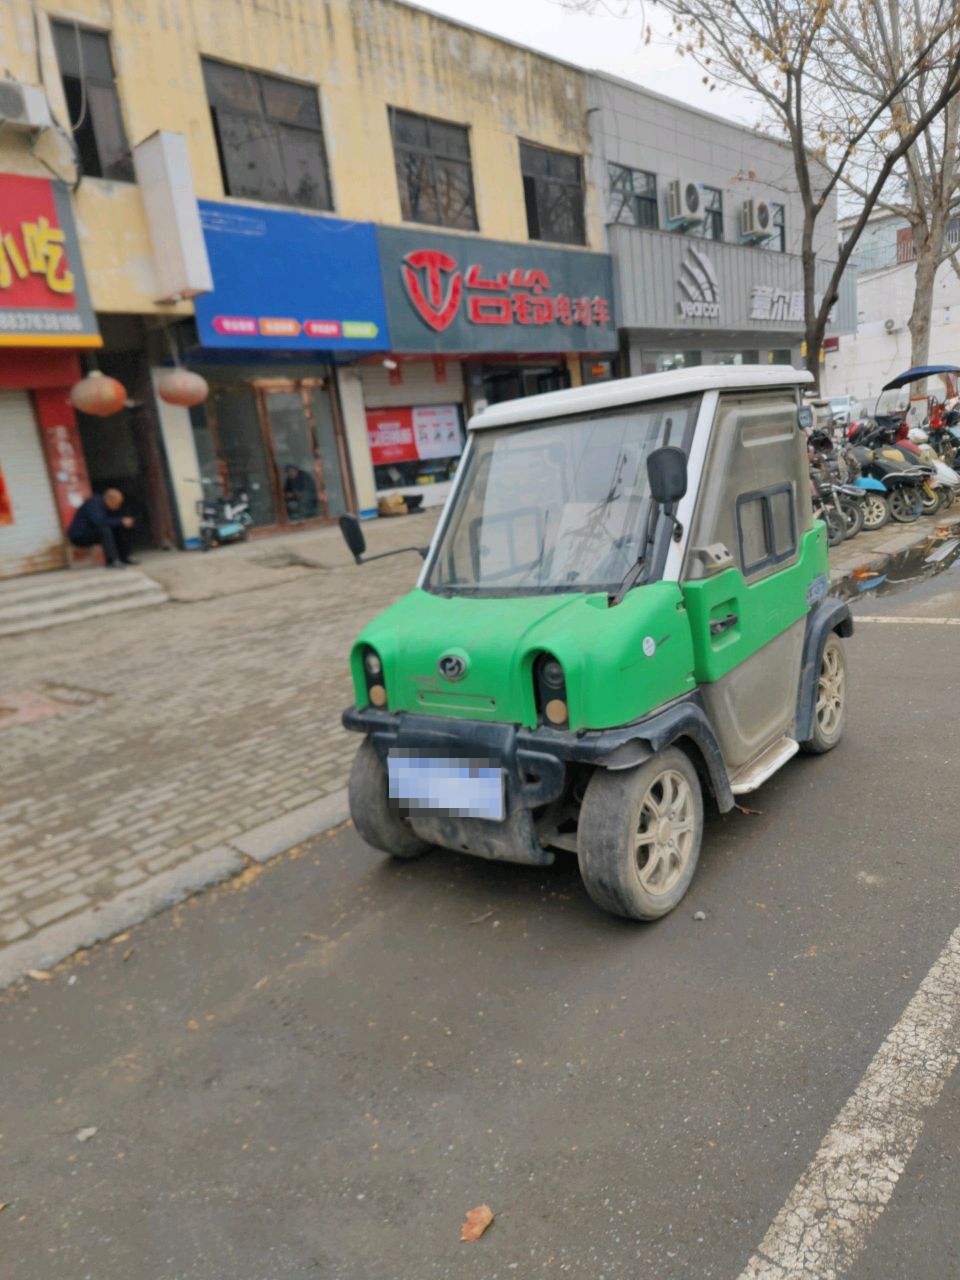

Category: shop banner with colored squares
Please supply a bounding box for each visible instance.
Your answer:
[0,173,101,347]
[194,201,390,352]
[366,405,463,466]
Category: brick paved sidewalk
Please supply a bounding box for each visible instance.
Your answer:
[0,507,952,975]
[0,513,438,967]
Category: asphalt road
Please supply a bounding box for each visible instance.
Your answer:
[2,568,960,1280]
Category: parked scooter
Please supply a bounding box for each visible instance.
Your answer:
[193,481,254,550]
[845,437,926,525]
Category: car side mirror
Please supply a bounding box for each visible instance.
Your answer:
[339,513,367,564]
[647,446,688,510]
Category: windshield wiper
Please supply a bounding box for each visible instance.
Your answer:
[608,502,660,607]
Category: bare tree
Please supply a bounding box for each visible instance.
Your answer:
[833,3,960,373]
[564,0,960,380]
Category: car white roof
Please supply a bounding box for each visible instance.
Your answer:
[468,365,815,430]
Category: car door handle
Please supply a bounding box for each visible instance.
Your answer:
[709,612,739,636]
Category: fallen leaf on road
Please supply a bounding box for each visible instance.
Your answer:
[27,969,51,982]
[122,947,136,963]
[467,910,494,925]
[76,1128,97,1143]
[0,1202,8,1212]
[112,933,131,945]
[734,804,762,816]
[461,1204,494,1241]
[253,976,269,990]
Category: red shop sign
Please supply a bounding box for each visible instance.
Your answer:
[400,250,612,334]
[366,405,463,466]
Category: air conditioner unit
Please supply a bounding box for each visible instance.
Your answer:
[0,80,53,132]
[666,179,705,227]
[741,198,772,241]
[884,317,900,333]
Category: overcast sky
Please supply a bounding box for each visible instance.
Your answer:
[410,0,760,126]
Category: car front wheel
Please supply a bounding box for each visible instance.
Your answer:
[578,747,704,921]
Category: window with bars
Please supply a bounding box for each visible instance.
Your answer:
[202,59,333,211]
[51,22,133,182]
[608,163,658,229]
[763,202,786,253]
[389,109,478,230]
[701,185,723,241]
[520,142,586,246]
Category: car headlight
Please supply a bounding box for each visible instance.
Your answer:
[534,653,568,726]
[361,646,387,707]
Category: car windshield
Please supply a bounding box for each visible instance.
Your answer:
[426,397,699,595]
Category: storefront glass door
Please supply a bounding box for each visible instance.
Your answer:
[264,389,320,522]
[214,389,277,527]
[309,385,348,518]
[194,376,353,533]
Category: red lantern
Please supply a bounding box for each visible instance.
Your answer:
[69,371,127,417]
[156,368,209,408]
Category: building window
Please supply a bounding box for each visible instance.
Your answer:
[202,59,333,211]
[701,186,723,241]
[520,142,586,245]
[608,163,658,229]
[389,109,478,230]
[51,22,133,182]
[763,202,786,253]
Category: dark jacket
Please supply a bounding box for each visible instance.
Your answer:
[68,495,124,542]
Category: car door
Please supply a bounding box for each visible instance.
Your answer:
[680,392,822,772]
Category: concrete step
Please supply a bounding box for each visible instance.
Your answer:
[0,566,137,607]
[0,569,168,638]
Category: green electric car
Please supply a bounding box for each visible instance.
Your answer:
[340,366,852,921]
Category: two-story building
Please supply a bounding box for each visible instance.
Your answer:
[588,73,854,376]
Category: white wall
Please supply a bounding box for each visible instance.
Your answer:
[152,374,202,545]
[337,368,378,519]
[822,256,960,408]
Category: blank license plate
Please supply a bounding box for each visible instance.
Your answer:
[387,751,505,822]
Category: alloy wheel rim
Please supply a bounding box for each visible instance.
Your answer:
[816,645,845,736]
[863,496,886,526]
[635,770,695,896]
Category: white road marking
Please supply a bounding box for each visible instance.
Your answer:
[855,615,960,625]
[736,923,960,1280]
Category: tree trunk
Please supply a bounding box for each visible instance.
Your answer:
[908,214,944,373]
[802,239,821,384]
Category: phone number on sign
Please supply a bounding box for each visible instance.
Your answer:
[0,310,85,333]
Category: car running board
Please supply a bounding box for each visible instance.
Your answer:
[729,735,799,795]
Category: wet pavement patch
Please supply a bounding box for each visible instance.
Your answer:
[836,529,960,605]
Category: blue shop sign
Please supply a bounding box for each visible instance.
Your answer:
[194,201,389,351]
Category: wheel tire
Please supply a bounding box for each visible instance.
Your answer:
[938,486,955,512]
[578,747,704,921]
[889,486,922,523]
[348,737,432,859]
[838,498,864,539]
[819,510,846,547]
[200,528,214,552]
[800,634,847,755]
[861,492,891,530]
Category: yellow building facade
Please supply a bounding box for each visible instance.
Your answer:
[1,0,618,571]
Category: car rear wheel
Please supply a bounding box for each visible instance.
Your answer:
[348,737,432,859]
[578,747,704,921]
[800,634,847,755]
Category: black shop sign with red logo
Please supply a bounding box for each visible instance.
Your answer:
[377,227,618,353]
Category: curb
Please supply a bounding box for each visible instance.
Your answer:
[0,788,350,990]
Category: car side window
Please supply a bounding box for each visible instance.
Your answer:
[684,393,811,582]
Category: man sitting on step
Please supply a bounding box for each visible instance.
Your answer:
[68,488,139,568]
